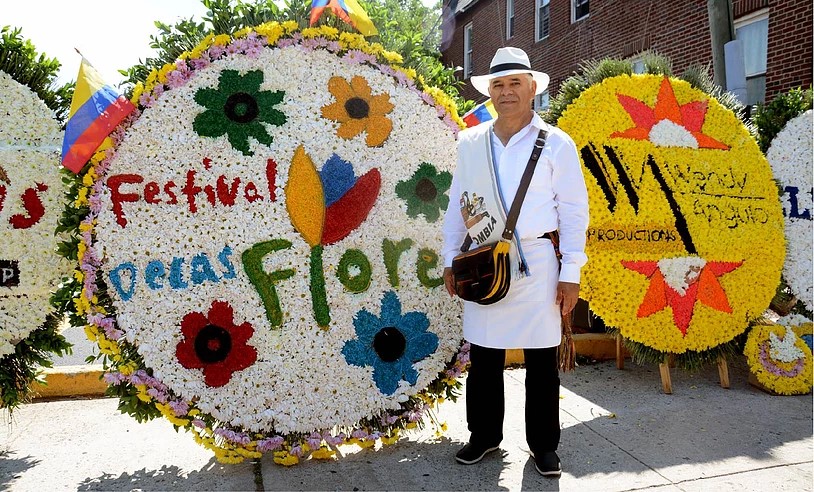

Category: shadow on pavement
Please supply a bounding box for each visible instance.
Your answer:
[0,452,39,490]
[553,356,813,478]
[261,436,511,491]
[77,460,245,491]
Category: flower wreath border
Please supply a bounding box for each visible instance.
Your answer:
[0,70,72,412]
[56,22,470,465]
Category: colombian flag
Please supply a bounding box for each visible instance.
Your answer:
[61,59,135,173]
[310,0,379,36]
[462,99,498,127]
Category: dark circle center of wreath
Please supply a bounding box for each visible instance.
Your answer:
[194,324,232,364]
[415,178,438,202]
[224,92,259,123]
[345,97,370,119]
[372,327,406,362]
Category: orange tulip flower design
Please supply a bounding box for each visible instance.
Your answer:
[285,145,381,328]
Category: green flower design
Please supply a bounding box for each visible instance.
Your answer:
[395,162,452,223]
[193,70,286,156]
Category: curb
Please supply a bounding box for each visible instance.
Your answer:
[33,334,625,400]
[31,364,107,399]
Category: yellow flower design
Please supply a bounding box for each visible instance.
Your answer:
[745,323,812,395]
[558,75,785,353]
[321,75,394,147]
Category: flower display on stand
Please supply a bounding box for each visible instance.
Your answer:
[0,70,72,409]
[745,314,812,395]
[557,75,785,354]
[59,23,468,464]
[765,110,813,312]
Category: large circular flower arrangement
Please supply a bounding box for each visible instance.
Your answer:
[0,70,72,408]
[745,314,812,395]
[766,110,813,312]
[64,23,467,464]
[557,74,785,354]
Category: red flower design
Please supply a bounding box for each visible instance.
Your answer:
[622,258,742,336]
[612,77,729,150]
[176,300,257,387]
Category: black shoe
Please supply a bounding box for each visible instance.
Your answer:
[455,442,500,465]
[534,451,561,477]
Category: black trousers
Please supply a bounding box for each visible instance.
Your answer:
[465,343,560,455]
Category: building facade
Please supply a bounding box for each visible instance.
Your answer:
[441,0,812,109]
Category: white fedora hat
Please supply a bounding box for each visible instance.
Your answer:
[471,47,549,97]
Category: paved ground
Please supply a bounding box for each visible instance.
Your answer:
[2,356,812,491]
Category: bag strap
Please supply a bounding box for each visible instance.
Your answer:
[502,129,547,241]
[460,128,548,252]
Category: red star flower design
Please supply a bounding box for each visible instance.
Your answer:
[622,258,743,336]
[612,77,730,150]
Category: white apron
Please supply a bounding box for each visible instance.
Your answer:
[455,122,562,349]
[462,236,562,348]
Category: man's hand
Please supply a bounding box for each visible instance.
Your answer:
[443,267,457,297]
[556,281,579,315]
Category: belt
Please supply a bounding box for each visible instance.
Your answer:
[538,230,561,259]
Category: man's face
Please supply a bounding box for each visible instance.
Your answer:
[488,73,536,117]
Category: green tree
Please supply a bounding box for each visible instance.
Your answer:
[120,0,466,112]
[0,26,73,123]
[752,87,813,153]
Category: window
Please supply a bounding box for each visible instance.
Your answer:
[572,0,589,22]
[506,0,515,39]
[735,10,768,105]
[464,23,474,78]
[631,59,645,74]
[535,0,550,41]
[534,90,550,112]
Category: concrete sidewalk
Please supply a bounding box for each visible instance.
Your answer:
[2,357,812,491]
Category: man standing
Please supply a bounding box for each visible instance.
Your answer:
[442,47,589,477]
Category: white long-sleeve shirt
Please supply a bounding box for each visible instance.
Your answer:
[443,113,589,283]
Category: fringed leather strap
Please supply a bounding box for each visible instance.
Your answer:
[543,230,577,372]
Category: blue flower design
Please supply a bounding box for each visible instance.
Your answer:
[342,291,439,395]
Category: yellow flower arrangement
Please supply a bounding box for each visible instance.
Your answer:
[213,34,231,46]
[558,75,785,353]
[232,27,252,39]
[310,446,337,459]
[254,22,285,44]
[745,322,812,395]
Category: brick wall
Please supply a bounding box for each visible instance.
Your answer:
[442,0,812,103]
[765,0,813,99]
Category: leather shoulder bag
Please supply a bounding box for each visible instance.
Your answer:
[451,129,548,304]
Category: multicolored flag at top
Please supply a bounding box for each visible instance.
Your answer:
[61,58,134,173]
[462,99,497,127]
[310,0,379,36]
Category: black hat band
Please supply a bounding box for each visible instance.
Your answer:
[489,62,532,74]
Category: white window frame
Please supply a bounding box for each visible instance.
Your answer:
[572,0,589,23]
[506,0,515,39]
[734,8,769,105]
[535,0,551,42]
[534,90,550,112]
[464,22,474,79]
